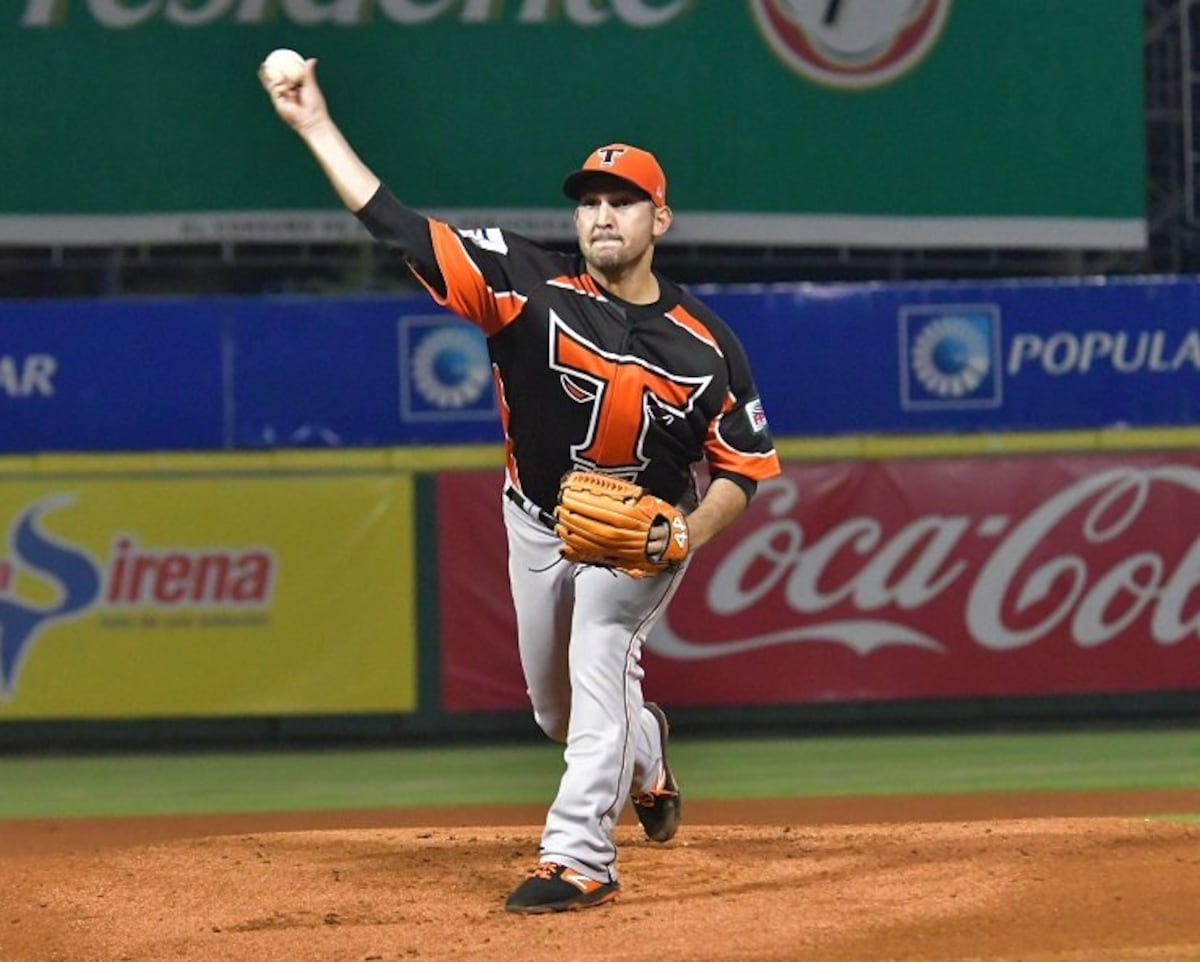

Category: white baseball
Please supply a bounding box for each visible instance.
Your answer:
[262,48,306,86]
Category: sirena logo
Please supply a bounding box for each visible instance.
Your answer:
[899,304,1001,410]
[0,495,276,698]
[748,0,953,89]
[0,497,100,698]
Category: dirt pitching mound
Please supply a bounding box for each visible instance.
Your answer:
[3,817,1199,962]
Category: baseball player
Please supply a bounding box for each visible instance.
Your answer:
[260,57,781,914]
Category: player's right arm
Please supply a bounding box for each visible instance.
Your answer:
[357,190,536,337]
[260,58,554,336]
[259,57,380,212]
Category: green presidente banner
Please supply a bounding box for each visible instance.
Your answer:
[2,0,1144,249]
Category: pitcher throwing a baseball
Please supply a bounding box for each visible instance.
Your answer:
[259,54,780,914]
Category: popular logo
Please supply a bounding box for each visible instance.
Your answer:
[749,0,953,89]
[398,316,496,422]
[898,304,1002,410]
[0,495,275,699]
[0,354,56,398]
[1007,328,1200,377]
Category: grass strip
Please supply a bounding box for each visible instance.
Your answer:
[0,728,1197,820]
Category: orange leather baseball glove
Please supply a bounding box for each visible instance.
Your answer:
[554,470,690,578]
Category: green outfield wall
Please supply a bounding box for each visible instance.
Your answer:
[0,0,1144,247]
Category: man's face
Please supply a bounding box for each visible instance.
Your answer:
[573,178,669,271]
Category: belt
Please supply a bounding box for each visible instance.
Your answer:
[505,486,557,531]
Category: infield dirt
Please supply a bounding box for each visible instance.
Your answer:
[2,792,1199,962]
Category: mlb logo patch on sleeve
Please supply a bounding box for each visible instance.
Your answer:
[746,397,768,433]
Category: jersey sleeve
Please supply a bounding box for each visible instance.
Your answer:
[356,185,565,337]
[703,323,782,487]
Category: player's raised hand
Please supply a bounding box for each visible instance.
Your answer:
[256,54,380,212]
[258,56,329,134]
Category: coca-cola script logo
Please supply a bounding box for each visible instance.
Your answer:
[649,463,1200,662]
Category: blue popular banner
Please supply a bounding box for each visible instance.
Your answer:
[2,275,1198,454]
[699,275,1200,436]
[0,299,227,452]
[225,297,501,449]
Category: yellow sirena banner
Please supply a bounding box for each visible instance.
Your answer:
[0,453,416,718]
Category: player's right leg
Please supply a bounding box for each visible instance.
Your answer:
[503,492,575,742]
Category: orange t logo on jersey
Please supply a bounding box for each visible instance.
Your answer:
[549,311,711,474]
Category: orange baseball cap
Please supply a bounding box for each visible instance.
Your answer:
[562,144,667,207]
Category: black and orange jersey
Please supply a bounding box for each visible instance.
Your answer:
[358,186,780,510]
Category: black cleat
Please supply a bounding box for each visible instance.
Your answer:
[631,702,681,843]
[504,862,620,915]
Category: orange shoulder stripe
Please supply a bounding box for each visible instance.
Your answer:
[704,407,781,481]
[547,274,607,301]
[705,438,782,481]
[424,220,525,336]
[665,307,723,356]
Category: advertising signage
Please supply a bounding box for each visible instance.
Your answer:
[1,1,1144,248]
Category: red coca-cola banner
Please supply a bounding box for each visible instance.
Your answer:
[437,454,1200,711]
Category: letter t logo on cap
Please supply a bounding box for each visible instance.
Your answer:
[597,147,627,166]
[563,143,667,207]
